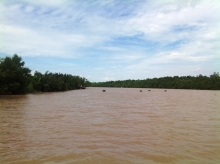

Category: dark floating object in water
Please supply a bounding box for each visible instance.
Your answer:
[164,90,167,92]
[148,90,151,91]
[102,90,106,92]
[77,84,86,89]
[140,90,142,92]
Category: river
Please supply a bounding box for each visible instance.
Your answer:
[0,87,220,164]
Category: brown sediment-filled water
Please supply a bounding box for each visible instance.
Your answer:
[0,87,220,164]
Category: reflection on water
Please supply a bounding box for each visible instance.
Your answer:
[0,88,220,164]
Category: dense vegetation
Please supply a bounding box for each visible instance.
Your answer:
[1,54,219,94]
[0,54,90,95]
[91,73,220,90]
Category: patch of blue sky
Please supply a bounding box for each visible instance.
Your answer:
[34,57,113,77]
[76,46,112,56]
[108,35,159,48]
[23,56,55,71]
[71,46,132,67]
[96,0,145,18]
[0,52,10,58]
[36,7,57,16]
[23,56,80,74]
[172,24,201,32]
[163,39,187,50]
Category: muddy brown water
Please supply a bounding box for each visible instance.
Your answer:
[0,87,220,164]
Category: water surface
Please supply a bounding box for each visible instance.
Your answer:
[0,87,220,164]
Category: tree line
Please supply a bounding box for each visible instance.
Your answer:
[91,73,220,90]
[0,54,90,95]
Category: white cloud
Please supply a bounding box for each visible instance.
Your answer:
[0,0,219,81]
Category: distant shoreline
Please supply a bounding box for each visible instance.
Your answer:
[90,73,220,90]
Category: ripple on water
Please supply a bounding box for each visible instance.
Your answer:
[0,88,220,164]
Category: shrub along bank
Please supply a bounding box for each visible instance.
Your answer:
[0,54,90,94]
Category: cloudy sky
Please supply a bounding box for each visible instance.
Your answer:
[0,0,219,82]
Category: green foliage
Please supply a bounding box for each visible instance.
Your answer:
[31,71,89,92]
[0,54,90,94]
[1,54,219,94]
[0,54,31,94]
[91,72,220,90]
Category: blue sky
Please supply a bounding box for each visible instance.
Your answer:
[0,0,219,82]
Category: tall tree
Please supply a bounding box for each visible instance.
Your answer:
[0,54,31,94]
